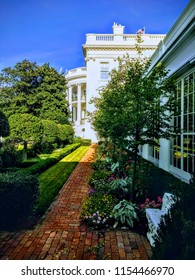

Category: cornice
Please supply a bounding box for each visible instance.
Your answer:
[65,74,87,82]
[83,45,157,57]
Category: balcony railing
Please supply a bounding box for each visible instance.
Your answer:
[85,34,166,45]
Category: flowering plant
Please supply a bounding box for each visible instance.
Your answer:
[82,211,113,229]
[140,196,163,212]
[81,194,117,229]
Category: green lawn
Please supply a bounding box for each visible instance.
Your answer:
[35,146,89,215]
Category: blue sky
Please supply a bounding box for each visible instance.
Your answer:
[0,0,190,73]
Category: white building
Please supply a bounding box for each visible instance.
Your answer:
[65,0,194,181]
[66,23,165,141]
[141,0,195,182]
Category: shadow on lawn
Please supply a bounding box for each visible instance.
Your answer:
[0,160,91,232]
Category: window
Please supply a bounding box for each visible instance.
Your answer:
[100,62,109,80]
[170,70,195,175]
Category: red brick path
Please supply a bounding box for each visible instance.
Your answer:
[0,145,152,260]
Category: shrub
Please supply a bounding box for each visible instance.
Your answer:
[0,172,39,229]
[0,142,22,168]
[74,137,91,146]
[112,200,139,228]
[58,124,74,145]
[41,119,58,145]
[106,177,132,199]
[21,143,80,175]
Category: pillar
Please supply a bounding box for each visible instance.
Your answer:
[76,84,81,125]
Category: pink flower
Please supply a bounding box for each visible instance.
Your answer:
[145,198,150,203]
[157,197,162,203]
[155,204,161,208]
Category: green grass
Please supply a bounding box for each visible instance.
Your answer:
[35,146,89,215]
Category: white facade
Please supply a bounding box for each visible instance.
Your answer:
[141,0,195,182]
[65,0,194,181]
[66,23,165,141]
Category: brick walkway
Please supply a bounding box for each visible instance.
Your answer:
[0,144,152,260]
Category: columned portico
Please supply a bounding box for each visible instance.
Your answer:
[65,67,87,138]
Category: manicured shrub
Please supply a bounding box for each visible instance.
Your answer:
[41,120,58,144]
[21,143,81,175]
[57,124,74,145]
[0,142,22,168]
[74,137,92,146]
[0,172,39,229]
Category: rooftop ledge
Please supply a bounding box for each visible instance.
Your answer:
[84,34,166,46]
[65,67,87,79]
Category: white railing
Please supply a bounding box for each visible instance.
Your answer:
[65,67,87,78]
[96,35,114,41]
[86,34,165,45]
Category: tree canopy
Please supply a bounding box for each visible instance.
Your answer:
[90,54,176,199]
[0,60,69,124]
[91,56,176,150]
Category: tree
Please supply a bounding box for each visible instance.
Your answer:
[0,110,10,138]
[91,55,176,200]
[0,60,69,124]
[8,113,42,160]
[0,110,10,167]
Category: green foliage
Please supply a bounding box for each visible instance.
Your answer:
[21,143,81,175]
[0,142,22,168]
[112,199,138,228]
[107,177,132,199]
[8,113,42,160]
[81,194,117,229]
[0,60,69,124]
[41,119,58,145]
[8,113,42,144]
[0,172,39,229]
[0,110,10,137]
[74,137,92,146]
[57,124,74,144]
[35,146,89,215]
[91,51,176,199]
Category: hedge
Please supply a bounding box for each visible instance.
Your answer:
[21,142,81,175]
[0,172,39,229]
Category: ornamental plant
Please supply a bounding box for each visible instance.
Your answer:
[81,194,117,229]
[139,196,163,212]
[112,199,139,228]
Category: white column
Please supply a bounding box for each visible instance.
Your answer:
[76,84,81,125]
[142,144,150,160]
[73,107,77,122]
[68,86,72,121]
[159,139,170,171]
